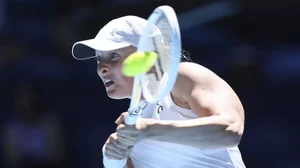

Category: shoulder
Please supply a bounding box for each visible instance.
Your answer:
[178,62,209,74]
[171,62,244,117]
[176,61,237,92]
[177,62,221,82]
[170,62,217,108]
[173,62,220,97]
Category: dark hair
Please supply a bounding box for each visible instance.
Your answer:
[180,49,193,62]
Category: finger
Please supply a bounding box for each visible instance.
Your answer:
[104,154,123,160]
[116,124,126,132]
[108,133,130,151]
[117,124,139,134]
[105,135,131,158]
[115,112,128,124]
[112,137,131,150]
[116,125,140,146]
[104,145,129,160]
[105,140,128,154]
[117,134,138,146]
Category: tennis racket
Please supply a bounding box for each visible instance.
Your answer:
[102,5,181,168]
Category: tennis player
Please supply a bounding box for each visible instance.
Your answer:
[72,15,246,168]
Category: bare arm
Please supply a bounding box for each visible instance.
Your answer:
[143,62,244,150]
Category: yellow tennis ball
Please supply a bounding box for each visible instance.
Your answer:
[122,51,158,77]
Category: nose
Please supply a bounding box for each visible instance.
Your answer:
[97,63,110,76]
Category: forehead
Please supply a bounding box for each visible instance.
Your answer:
[95,48,125,56]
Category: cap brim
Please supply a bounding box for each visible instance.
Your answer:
[72,38,131,60]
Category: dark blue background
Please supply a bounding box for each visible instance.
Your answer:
[0,0,299,168]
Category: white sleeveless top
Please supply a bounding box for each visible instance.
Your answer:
[130,94,246,168]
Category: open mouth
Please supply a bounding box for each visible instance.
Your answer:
[104,79,115,87]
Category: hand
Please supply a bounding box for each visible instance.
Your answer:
[104,112,146,160]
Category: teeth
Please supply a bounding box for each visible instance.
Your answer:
[104,79,112,83]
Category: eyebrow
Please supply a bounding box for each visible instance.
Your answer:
[118,48,124,52]
[96,47,126,58]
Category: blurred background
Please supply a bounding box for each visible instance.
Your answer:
[0,0,299,167]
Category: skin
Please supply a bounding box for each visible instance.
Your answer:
[96,46,136,99]
[98,46,244,167]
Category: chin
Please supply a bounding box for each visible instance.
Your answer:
[106,91,129,100]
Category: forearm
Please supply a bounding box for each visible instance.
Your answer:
[146,115,242,150]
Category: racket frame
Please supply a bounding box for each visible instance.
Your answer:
[139,5,181,103]
[103,5,181,168]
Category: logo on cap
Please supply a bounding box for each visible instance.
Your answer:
[110,29,117,36]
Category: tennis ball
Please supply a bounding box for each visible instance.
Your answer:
[122,51,158,77]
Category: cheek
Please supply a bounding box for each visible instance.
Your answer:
[115,66,134,86]
[119,73,134,87]
[123,76,134,87]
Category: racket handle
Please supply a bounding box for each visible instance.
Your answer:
[102,144,127,168]
[125,108,140,125]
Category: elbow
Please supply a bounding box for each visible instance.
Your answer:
[200,125,243,150]
[223,121,244,148]
[213,128,242,149]
[218,113,244,147]
[225,131,242,147]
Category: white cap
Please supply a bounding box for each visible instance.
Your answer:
[72,15,159,60]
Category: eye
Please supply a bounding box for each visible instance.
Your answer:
[95,56,101,64]
[109,52,120,61]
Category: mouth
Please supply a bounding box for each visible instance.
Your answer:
[104,79,115,88]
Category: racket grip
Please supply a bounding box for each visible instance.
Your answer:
[125,108,140,125]
[102,144,127,168]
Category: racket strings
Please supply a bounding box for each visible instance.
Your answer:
[144,15,172,100]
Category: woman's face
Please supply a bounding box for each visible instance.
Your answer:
[96,46,136,99]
